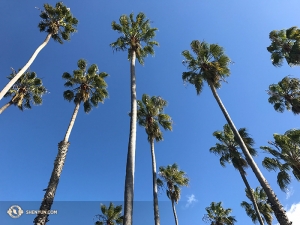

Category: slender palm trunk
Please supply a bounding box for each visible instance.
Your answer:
[124,51,137,225]
[0,100,13,114]
[34,102,80,225]
[208,81,291,225]
[150,138,160,225]
[0,33,51,101]
[171,199,178,225]
[238,167,264,225]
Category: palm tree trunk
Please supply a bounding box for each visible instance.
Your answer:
[208,81,291,225]
[0,100,13,114]
[171,199,178,225]
[150,138,160,225]
[238,167,264,225]
[0,33,52,101]
[33,102,80,225]
[124,50,137,225]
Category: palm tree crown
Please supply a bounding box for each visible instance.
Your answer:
[267,26,300,67]
[203,202,236,225]
[110,12,159,64]
[95,202,123,225]
[261,129,300,192]
[267,76,300,114]
[241,187,273,225]
[62,59,109,112]
[182,40,231,93]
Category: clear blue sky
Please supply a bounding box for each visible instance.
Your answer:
[0,0,300,224]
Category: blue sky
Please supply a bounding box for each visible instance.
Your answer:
[1,0,300,224]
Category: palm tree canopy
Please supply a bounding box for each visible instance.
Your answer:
[62,59,109,113]
[38,2,78,44]
[261,129,300,191]
[241,187,273,225]
[95,202,123,225]
[267,76,300,114]
[4,70,46,110]
[203,202,237,225]
[110,12,159,65]
[182,40,231,94]
[267,26,300,67]
[210,124,257,170]
[137,94,172,142]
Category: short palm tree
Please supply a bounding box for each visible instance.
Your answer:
[0,70,46,114]
[203,202,236,225]
[210,124,264,225]
[267,26,300,67]
[261,129,300,192]
[157,163,189,225]
[110,12,158,225]
[0,2,78,100]
[137,94,172,225]
[94,202,123,225]
[267,76,300,114]
[33,59,108,225]
[182,40,291,225]
[241,187,273,225]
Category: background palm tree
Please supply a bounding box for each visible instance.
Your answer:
[110,12,158,225]
[210,124,264,225]
[34,59,108,225]
[241,187,273,225]
[0,69,46,114]
[261,129,300,192]
[267,76,300,114]
[203,202,236,225]
[267,26,300,67]
[137,94,172,225]
[0,2,78,100]
[157,163,189,225]
[94,202,123,225]
[181,40,291,225]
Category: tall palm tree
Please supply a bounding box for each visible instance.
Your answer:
[0,2,78,100]
[261,129,300,192]
[203,202,236,225]
[33,59,108,225]
[267,26,300,67]
[137,94,172,225]
[182,40,291,225]
[157,163,189,225]
[210,124,265,225]
[94,202,123,225]
[267,76,300,114]
[241,187,273,225]
[0,70,46,114]
[110,12,158,225]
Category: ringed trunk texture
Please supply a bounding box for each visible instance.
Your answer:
[150,138,160,225]
[123,51,137,225]
[208,82,291,225]
[33,103,80,225]
[0,100,13,114]
[0,33,51,100]
[171,199,178,225]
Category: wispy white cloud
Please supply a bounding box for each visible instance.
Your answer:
[285,187,294,200]
[185,194,198,208]
[275,202,300,225]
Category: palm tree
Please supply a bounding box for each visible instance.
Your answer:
[267,76,300,114]
[203,202,236,225]
[241,187,273,225]
[94,202,123,225]
[33,59,108,225]
[110,12,158,225]
[210,124,265,225]
[0,69,46,114]
[267,26,300,67]
[137,94,172,225]
[0,2,78,100]
[261,129,300,192]
[182,40,291,225]
[157,163,189,225]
